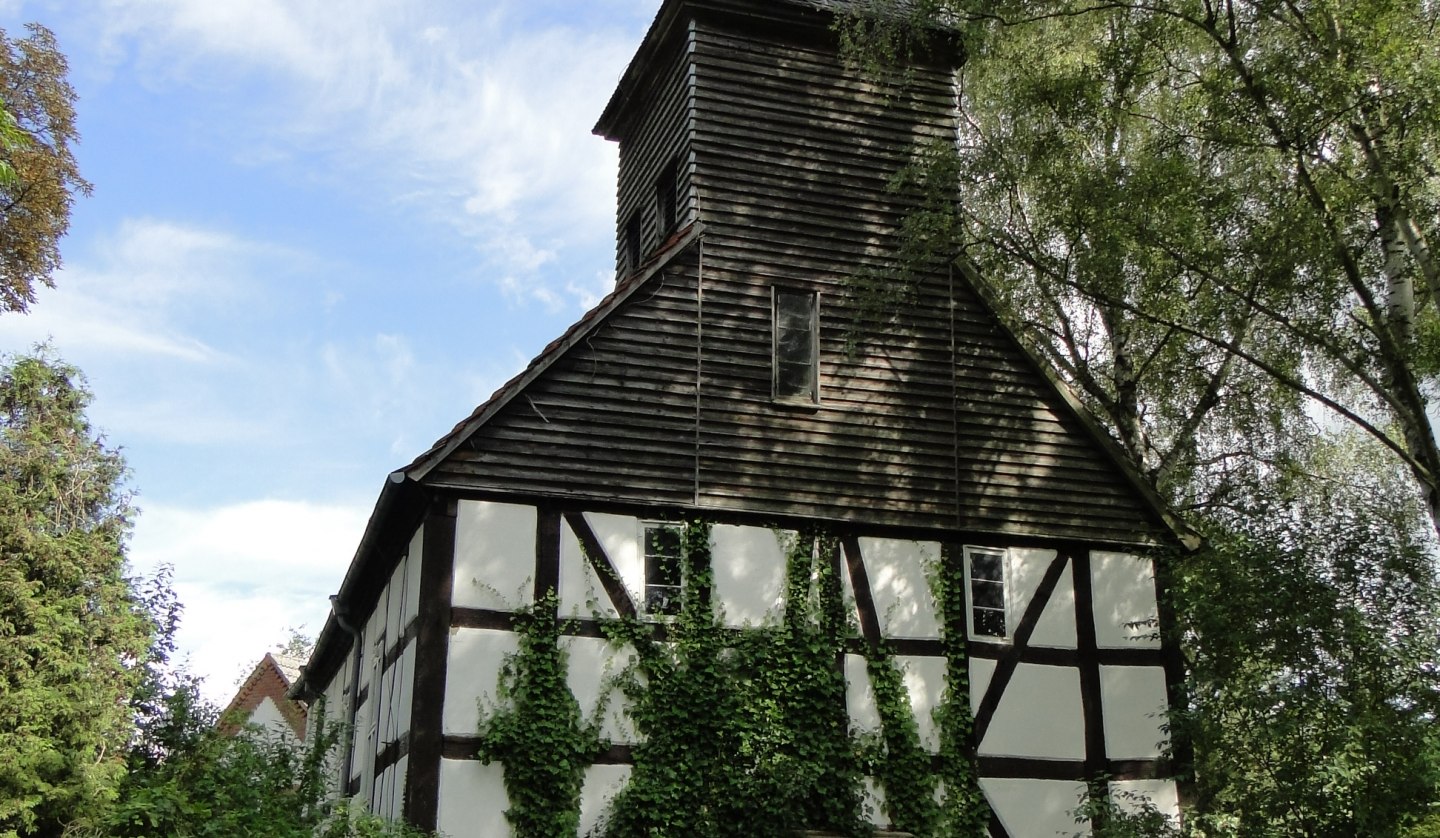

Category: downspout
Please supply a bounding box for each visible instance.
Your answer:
[330,594,364,798]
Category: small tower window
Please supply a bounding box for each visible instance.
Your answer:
[624,210,643,276]
[965,547,1008,639]
[656,157,679,237]
[773,287,819,403]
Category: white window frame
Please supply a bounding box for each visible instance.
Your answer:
[772,286,820,404]
[640,521,684,617]
[963,546,1011,641]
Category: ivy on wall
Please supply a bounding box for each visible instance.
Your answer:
[474,594,608,838]
[932,545,989,837]
[477,521,994,837]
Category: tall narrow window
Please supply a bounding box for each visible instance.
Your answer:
[966,547,1008,639]
[656,157,679,237]
[643,522,683,616]
[773,288,819,403]
[624,210,643,275]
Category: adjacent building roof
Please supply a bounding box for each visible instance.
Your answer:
[220,652,309,740]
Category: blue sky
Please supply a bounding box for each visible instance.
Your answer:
[0,0,657,702]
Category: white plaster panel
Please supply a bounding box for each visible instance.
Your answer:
[583,512,643,605]
[580,764,631,837]
[860,538,940,640]
[897,654,946,752]
[437,759,509,838]
[404,532,423,621]
[1009,549,1076,649]
[1091,551,1161,649]
[443,628,520,736]
[1100,665,1170,759]
[385,562,405,643]
[978,664,1085,760]
[1110,779,1181,822]
[711,524,786,627]
[559,518,610,618]
[364,605,383,652]
[394,756,409,820]
[862,776,887,828]
[376,765,394,820]
[844,653,880,734]
[454,500,536,610]
[982,778,1089,837]
[397,640,415,736]
[968,657,995,717]
[562,636,637,743]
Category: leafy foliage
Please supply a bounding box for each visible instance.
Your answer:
[599,524,875,836]
[475,594,608,838]
[1073,784,1181,838]
[837,1,1440,831]
[841,0,1440,531]
[0,25,89,314]
[0,350,151,837]
[96,686,436,838]
[1169,445,1440,836]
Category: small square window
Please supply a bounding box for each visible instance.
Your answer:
[773,288,819,403]
[965,547,1008,639]
[643,522,683,616]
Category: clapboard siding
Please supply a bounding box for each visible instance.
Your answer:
[613,28,695,278]
[417,0,1169,546]
[427,253,701,503]
[683,15,1157,541]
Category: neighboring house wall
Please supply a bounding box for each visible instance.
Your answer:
[221,653,308,744]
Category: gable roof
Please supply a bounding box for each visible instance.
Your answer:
[220,652,308,739]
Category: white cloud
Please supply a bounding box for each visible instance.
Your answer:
[93,0,638,306]
[129,498,372,703]
[2,217,292,364]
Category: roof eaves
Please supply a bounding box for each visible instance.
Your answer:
[406,222,706,483]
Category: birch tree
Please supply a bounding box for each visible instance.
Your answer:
[839,2,1440,831]
[848,0,1440,530]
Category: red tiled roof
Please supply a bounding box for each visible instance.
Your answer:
[219,652,309,740]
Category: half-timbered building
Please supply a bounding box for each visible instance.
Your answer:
[291,0,1191,834]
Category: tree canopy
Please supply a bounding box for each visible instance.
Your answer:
[0,351,151,837]
[839,0,1440,833]
[0,25,89,315]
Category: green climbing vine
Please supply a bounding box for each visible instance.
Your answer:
[932,545,989,837]
[861,650,939,835]
[474,521,994,838]
[600,523,867,837]
[474,593,608,838]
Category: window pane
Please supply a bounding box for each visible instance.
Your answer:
[644,524,683,616]
[973,607,1006,638]
[645,525,682,588]
[970,578,1004,610]
[774,289,816,401]
[776,359,812,398]
[970,552,1003,582]
[645,585,681,615]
